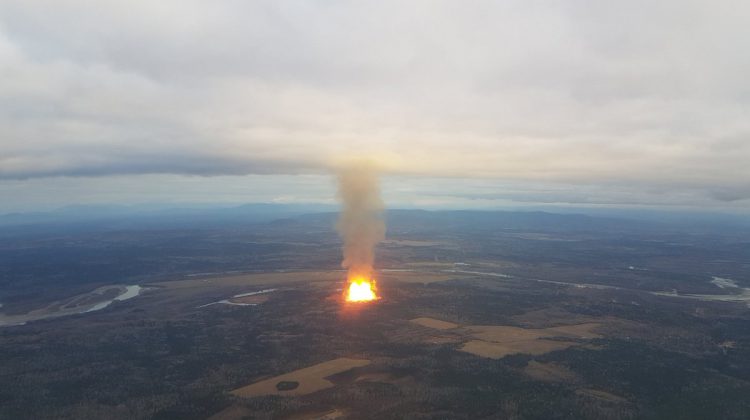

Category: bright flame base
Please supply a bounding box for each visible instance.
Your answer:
[346,277,378,302]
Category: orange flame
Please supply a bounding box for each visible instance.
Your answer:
[346,276,378,302]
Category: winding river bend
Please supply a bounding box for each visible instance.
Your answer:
[0,284,143,327]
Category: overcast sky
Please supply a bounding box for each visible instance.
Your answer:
[1,1,749,212]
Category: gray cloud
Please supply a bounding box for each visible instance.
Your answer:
[1,1,749,209]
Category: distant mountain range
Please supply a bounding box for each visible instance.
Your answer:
[2,203,748,236]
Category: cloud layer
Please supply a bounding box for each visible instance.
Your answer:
[1,1,749,206]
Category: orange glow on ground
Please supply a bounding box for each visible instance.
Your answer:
[345,277,378,302]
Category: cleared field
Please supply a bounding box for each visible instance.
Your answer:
[461,339,572,358]
[468,323,601,342]
[410,317,459,330]
[412,316,602,359]
[467,325,550,342]
[232,358,371,398]
[460,323,602,359]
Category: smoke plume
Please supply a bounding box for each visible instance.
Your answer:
[336,163,386,281]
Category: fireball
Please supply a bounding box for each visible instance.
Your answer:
[346,276,378,302]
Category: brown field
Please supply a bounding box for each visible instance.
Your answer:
[410,316,602,359]
[410,317,459,330]
[467,325,551,342]
[461,339,573,358]
[524,361,579,383]
[460,323,602,359]
[232,358,371,398]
